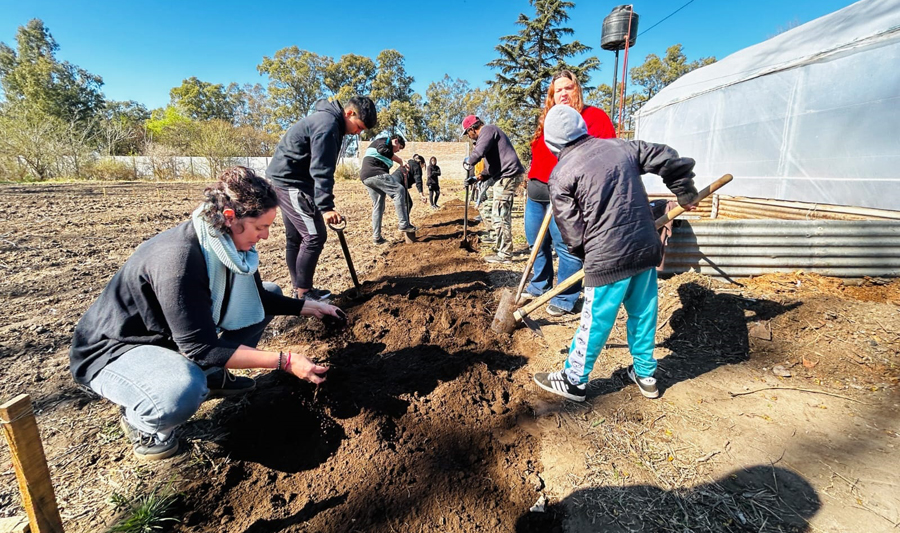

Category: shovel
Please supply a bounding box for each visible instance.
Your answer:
[491,173,734,335]
[328,218,362,298]
[492,208,553,338]
[460,182,477,251]
[514,209,553,304]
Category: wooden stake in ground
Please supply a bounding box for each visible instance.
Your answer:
[0,394,64,533]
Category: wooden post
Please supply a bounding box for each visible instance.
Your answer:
[0,395,64,533]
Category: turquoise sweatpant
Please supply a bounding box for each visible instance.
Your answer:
[563,268,659,385]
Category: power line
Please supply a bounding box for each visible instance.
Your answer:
[638,0,697,37]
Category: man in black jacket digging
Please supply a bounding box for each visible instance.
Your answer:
[267,96,377,300]
[532,105,698,402]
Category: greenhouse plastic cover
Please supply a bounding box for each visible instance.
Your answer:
[634,0,900,211]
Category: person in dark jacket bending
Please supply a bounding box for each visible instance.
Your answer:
[360,134,416,245]
[533,105,698,402]
[267,96,377,301]
[70,167,346,460]
[426,156,441,208]
[409,154,427,204]
[392,154,427,217]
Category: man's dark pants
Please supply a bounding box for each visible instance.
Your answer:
[273,184,327,291]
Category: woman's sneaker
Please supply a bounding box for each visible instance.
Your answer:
[205,368,256,398]
[546,304,576,317]
[533,371,586,402]
[120,416,179,461]
[517,291,538,304]
[627,365,659,399]
[305,288,332,302]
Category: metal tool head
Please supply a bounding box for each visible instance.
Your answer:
[521,315,544,338]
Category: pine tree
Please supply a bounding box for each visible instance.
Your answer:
[487,0,599,152]
[0,19,104,123]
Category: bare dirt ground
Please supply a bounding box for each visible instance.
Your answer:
[0,178,898,532]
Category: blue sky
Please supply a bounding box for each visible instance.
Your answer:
[1,0,859,110]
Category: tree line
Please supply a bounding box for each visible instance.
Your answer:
[0,0,713,181]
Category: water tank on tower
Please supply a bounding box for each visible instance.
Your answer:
[601,5,639,51]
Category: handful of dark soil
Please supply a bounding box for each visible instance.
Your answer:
[321,309,349,330]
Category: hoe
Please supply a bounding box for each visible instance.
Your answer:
[491,174,734,336]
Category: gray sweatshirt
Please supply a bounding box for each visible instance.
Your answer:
[468,124,525,180]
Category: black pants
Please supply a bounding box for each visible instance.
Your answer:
[273,185,327,291]
[429,187,441,206]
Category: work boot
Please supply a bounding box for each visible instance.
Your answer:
[120,415,179,461]
[533,371,586,402]
[627,365,659,399]
[205,368,256,399]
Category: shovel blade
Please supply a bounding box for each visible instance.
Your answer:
[521,315,544,338]
[460,234,478,252]
[491,288,518,335]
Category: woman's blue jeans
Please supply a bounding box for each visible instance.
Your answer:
[88,282,279,439]
[524,197,583,312]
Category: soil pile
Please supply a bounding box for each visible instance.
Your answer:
[178,201,555,532]
[1,182,897,532]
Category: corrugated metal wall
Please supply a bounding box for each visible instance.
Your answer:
[662,220,900,279]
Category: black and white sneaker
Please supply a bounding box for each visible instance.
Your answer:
[627,365,659,399]
[205,368,256,399]
[533,371,586,402]
[120,415,179,461]
[373,236,388,245]
[398,223,418,233]
[305,288,333,302]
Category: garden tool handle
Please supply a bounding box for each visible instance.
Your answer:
[327,217,348,232]
[514,209,553,304]
[655,174,733,226]
[328,218,361,293]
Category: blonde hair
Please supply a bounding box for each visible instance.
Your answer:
[534,70,585,140]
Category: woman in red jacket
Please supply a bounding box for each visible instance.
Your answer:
[524,70,616,316]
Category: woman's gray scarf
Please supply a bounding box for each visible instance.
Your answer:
[191,207,264,331]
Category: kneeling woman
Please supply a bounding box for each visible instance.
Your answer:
[69,167,343,460]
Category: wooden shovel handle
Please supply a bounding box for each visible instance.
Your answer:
[514,208,553,303]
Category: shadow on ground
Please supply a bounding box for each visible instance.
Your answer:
[516,465,821,532]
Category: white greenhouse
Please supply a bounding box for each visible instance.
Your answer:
[635,0,900,212]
